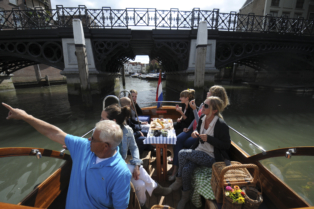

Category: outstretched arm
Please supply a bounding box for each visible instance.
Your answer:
[2,103,66,145]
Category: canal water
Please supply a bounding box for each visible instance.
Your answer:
[0,76,314,205]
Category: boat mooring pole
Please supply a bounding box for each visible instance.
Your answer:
[194,21,208,102]
[232,63,237,84]
[73,19,93,108]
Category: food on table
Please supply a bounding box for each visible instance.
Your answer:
[150,118,173,130]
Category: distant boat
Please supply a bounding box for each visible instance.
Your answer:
[145,73,165,80]
[131,73,139,78]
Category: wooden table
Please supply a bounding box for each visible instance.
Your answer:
[144,129,177,182]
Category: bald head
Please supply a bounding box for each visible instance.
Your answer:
[120,97,131,107]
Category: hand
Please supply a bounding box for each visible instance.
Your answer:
[2,103,30,120]
[62,145,68,150]
[175,105,182,113]
[177,118,181,123]
[141,121,148,125]
[189,100,197,110]
[198,134,208,142]
[183,128,189,132]
[139,131,144,137]
[132,166,140,180]
[191,131,199,138]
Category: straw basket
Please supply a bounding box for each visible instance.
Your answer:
[242,186,263,209]
[151,205,175,209]
[211,161,259,203]
[221,189,243,209]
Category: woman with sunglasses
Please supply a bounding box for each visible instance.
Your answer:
[168,85,229,181]
[168,96,231,209]
[102,105,171,209]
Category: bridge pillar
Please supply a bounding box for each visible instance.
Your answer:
[0,74,15,91]
[61,38,118,98]
[166,39,218,102]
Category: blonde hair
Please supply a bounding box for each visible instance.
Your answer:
[95,120,123,150]
[209,85,230,108]
[129,89,138,95]
[120,97,131,107]
[180,89,195,101]
[206,96,225,119]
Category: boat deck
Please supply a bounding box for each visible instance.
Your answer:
[145,156,199,209]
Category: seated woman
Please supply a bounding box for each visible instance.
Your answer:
[174,89,195,135]
[169,85,230,181]
[169,96,231,209]
[120,97,154,155]
[102,105,171,209]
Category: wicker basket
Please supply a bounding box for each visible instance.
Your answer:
[242,186,263,209]
[211,161,259,203]
[151,205,174,209]
[221,189,243,209]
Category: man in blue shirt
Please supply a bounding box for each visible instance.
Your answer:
[2,102,132,209]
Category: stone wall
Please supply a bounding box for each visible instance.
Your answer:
[12,64,65,84]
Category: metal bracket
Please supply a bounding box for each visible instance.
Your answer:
[285,148,296,159]
[31,149,42,159]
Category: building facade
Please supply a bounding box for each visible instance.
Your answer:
[239,0,314,19]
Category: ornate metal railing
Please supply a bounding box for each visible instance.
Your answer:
[0,6,313,35]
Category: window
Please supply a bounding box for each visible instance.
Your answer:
[282,12,290,18]
[309,13,314,19]
[296,0,305,9]
[9,0,17,5]
[271,0,280,6]
[270,11,278,17]
[294,13,302,18]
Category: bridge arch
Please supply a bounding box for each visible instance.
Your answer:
[215,41,314,72]
[0,40,64,74]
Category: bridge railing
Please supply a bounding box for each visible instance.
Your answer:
[0,6,313,35]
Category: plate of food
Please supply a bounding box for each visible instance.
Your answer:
[150,118,173,130]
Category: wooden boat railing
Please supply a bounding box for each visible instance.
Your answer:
[0,147,72,209]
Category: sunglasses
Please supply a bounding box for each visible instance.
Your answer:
[204,103,210,109]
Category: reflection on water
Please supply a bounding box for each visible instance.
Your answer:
[0,156,65,204]
[0,78,314,205]
[261,156,314,205]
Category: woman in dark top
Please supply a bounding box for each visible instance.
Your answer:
[174,89,195,135]
[169,96,231,209]
[129,89,143,116]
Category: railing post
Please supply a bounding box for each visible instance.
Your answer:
[213,8,219,30]
[191,8,195,29]
[56,5,63,27]
[155,8,157,30]
[249,13,255,32]
[177,9,179,30]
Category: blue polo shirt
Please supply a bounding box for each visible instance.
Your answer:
[65,134,131,209]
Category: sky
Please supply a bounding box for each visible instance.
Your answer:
[51,0,246,63]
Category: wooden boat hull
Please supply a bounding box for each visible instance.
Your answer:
[0,147,72,209]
